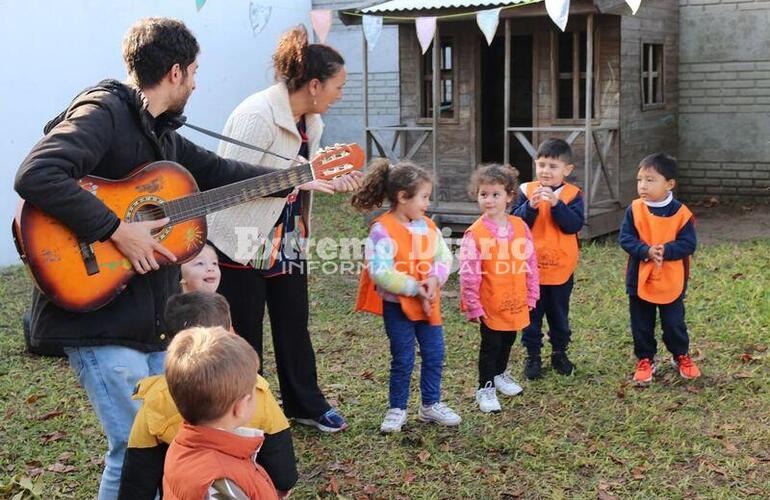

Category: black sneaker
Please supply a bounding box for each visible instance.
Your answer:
[524,356,542,380]
[551,351,575,376]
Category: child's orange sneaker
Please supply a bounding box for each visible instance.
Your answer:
[633,358,656,385]
[672,354,701,380]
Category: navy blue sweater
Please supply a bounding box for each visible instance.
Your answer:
[618,198,697,296]
[511,182,585,234]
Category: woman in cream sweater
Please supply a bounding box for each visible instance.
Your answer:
[209,25,360,433]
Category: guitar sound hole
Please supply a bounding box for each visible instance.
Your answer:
[134,204,167,235]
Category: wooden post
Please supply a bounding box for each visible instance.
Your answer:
[504,18,511,166]
[363,34,370,161]
[584,14,594,223]
[432,22,440,208]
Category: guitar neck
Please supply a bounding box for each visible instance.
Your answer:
[164,163,314,225]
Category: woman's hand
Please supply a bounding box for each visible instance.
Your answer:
[298,179,335,194]
[331,171,364,193]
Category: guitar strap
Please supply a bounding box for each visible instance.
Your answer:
[179,119,302,165]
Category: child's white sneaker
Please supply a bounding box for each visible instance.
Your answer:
[418,402,462,426]
[494,370,524,396]
[476,382,502,413]
[380,408,407,433]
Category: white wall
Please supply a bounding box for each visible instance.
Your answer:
[0,0,311,265]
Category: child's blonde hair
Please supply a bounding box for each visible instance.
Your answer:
[351,158,433,211]
[467,163,520,200]
[165,326,258,425]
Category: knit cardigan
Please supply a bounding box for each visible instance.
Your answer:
[207,82,323,264]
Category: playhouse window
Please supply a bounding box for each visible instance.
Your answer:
[554,30,596,120]
[421,39,455,119]
[642,43,664,108]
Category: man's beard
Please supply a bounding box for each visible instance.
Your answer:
[168,86,192,115]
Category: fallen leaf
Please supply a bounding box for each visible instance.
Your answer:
[39,409,64,421]
[734,371,755,379]
[58,452,74,462]
[360,370,374,381]
[753,344,767,352]
[731,273,744,280]
[362,484,376,495]
[685,386,701,394]
[706,463,727,476]
[402,470,417,486]
[631,466,645,480]
[739,353,754,364]
[500,489,524,498]
[417,449,431,463]
[520,444,536,456]
[47,462,77,474]
[723,441,740,456]
[323,476,340,494]
[608,454,625,466]
[26,394,42,404]
[41,431,66,444]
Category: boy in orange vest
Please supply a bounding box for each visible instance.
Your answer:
[512,139,584,379]
[619,153,700,385]
[162,326,279,499]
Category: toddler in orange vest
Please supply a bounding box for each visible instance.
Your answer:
[459,164,540,413]
[512,139,584,379]
[163,327,279,499]
[619,153,700,385]
[352,159,460,433]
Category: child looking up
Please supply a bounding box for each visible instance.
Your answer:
[180,243,220,293]
[460,164,539,413]
[352,159,460,433]
[512,139,584,379]
[619,153,700,385]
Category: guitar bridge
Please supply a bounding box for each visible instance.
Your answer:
[79,242,100,276]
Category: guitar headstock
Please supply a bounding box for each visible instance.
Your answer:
[310,144,365,181]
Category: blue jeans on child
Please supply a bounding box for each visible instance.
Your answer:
[64,346,166,500]
[382,301,444,410]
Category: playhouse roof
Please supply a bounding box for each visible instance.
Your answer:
[361,0,537,14]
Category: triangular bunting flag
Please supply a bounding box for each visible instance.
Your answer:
[363,15,384,50]
[626,0,641,15]
[545,0,570,32]
[476,8,501,46]
[415,17,437,55]
[310,10,332,44]
[196,0,206,12]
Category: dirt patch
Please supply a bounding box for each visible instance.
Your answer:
[691,202,770,245]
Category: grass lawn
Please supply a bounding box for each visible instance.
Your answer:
[1,194,769,499]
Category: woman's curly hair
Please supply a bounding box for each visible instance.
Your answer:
[273,25,345,91]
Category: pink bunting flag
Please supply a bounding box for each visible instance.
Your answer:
[415,17,437,55]
[626,0,641,14]
[310,10,332,44]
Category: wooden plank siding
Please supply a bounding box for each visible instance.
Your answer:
[619,0,679,203]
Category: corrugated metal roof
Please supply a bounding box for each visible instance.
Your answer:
[361,0,541,14]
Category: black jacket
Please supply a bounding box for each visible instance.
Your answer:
[14,80,274,352]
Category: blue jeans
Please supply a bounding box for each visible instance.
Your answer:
[65,346,166,500]
[382,301,444,410]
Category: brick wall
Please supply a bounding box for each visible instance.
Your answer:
[678,0,770,201]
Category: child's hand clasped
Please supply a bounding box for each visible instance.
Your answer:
[647,244,664,267]
[530,186,558,208]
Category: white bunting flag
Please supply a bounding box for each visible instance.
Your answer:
[415,17,437,55]
[546,0,570,32]
[310,9,332,44]
[363,15,384,50]
[626,0,641,15]
[476,8,501,46]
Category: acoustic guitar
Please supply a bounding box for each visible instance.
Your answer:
[13,144,364,312]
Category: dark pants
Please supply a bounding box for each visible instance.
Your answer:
[382,301,444,410]
[522,275,574,356]
[629,294,689,360]
[218,263,330,419]
[478,321,516,388]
